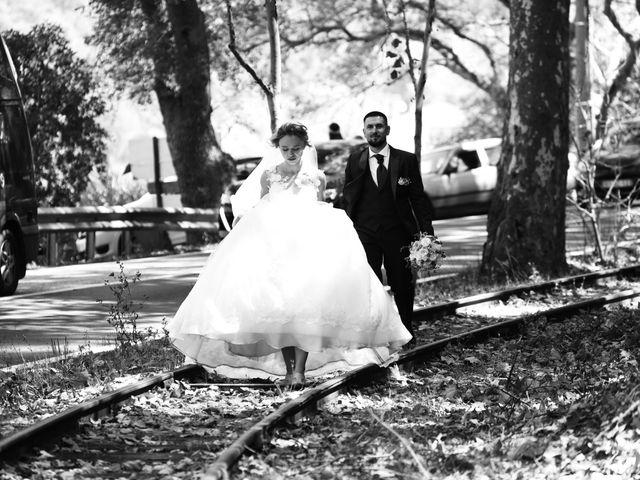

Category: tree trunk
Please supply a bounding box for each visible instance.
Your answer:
[266,0,281,132]
[595,0,640,140]
[413,0,436,167]
[140,0,233,226]
[480,0,571,280]
[574,0,590,155]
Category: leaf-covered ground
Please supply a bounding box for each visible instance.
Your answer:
[235,304,640,479]
[1,263,639,478]
[0,340,184,439]
[1,382,295,479]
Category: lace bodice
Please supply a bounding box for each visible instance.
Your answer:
[264,167,322,201]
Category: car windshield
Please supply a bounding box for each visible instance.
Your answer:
[456,150,481,170]
[422,149,452,173]
[0,41,20,101]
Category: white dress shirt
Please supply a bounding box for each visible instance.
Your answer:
[368,144,390,187]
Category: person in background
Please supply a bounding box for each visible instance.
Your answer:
[329,122,343,139]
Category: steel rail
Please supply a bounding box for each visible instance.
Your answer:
[204,284,640,479]
[0,363,204,459]
[402,287,640,365]
[204,363,387,478]
[414,263,640,321]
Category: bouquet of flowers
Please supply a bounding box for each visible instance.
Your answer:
[405,232,446,275]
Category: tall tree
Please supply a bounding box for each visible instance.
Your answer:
[88,0,234,218]
[276,0,509,117]
[596,0,640,140]
[3,24,108,207]
[480,0,571,279]
[225,0,282,132]
[397,0,436,163]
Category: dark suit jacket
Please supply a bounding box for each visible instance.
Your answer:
[343,146,434,237]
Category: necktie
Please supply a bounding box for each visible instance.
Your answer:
[374,154,387,190]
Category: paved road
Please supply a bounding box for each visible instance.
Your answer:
[0,210,625,367]
[0,250,214,364]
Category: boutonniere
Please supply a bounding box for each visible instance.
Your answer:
[398,177,411,186]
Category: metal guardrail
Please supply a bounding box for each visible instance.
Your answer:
[37,206,219,265]
[38,206,219,232]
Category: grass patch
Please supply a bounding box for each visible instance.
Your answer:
[0,336,184,410]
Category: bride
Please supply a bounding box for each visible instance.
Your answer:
[167,122,411,388]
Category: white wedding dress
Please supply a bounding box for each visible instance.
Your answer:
[167,166,412,379]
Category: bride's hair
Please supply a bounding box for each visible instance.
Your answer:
[232,122,318,218]
[270,122,311,147]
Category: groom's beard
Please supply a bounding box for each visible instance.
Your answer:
[367,138,387,148]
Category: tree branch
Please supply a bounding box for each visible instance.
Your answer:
[437,16,497,72]
[596,0,640,139]
[369,409,430,478]
[224,0,271,97]
[279,13,506,108]
[416,0,437,104]
[604,0,635,46]
[399,0,418,91]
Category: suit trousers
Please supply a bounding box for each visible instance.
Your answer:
[357,227,415,337]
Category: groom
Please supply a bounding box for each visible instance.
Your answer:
[343,111,434,339]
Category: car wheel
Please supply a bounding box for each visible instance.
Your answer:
[0,230,20,296]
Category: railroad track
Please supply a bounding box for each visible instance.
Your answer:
[1,264,639,479]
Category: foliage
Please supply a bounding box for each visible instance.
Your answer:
[0,338,183,432]
[599,66,640,151]
[98,261,158,350]
[234,299,640,478]
[79,170,147,207]
[86,0,164,104]
[275,0,509,114]
[3,24,108,207]
[440,94,503,143]
[2,265,639,477]
[88,0,238,104]
[87,0,235,219]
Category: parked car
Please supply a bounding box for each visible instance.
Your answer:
[592,145,640,200]
[0,35,38,295]
[421,138,581,219]
[75,178,187,260]
[421,138,502,219]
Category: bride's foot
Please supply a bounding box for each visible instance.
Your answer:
[276,373,293,387]
[291,373,306,389]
